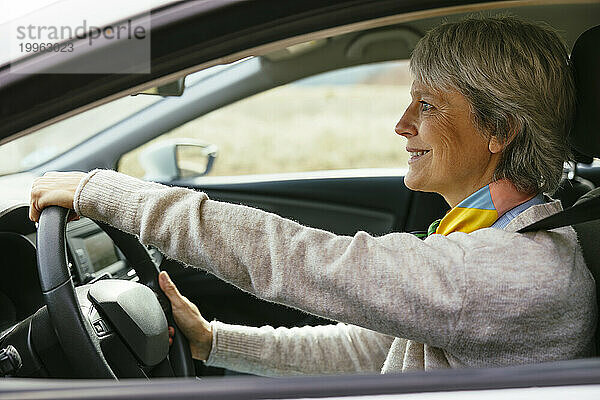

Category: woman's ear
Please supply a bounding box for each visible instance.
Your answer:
[489,119,519,154]
[489,136,504,154]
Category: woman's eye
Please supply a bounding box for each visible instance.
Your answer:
[419,101,434,112]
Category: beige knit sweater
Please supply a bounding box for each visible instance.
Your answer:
[74,170,596,376]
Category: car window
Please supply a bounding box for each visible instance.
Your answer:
[0,61,236,177]
[0,95,161,176]
[117,60,412,180]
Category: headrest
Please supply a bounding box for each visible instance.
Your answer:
[570,25,600,158]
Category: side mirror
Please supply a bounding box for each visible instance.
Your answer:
[137,139,218,182]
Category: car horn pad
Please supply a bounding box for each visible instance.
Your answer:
[87,280,169,367]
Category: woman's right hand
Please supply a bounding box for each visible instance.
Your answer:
[159,271,213,361]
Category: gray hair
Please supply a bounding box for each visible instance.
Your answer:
[410,16,575,195]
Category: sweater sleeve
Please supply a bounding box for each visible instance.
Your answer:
[74,170,467,347]
[205,321,394,376]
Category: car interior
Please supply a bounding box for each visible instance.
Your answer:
[0,0,599,388]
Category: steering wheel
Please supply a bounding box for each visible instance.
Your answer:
[35,206,194,378]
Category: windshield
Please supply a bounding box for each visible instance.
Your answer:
[0,95,159,176]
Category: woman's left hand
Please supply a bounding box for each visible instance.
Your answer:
[29,171,87,223]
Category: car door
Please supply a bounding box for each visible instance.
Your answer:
[1,0,600,396]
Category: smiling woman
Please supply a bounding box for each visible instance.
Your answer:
[29,14,595,379]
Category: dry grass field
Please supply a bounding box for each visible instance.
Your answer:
[118,84,412,178]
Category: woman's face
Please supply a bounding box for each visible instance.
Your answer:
[395,81,502,207]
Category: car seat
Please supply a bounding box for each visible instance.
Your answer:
[554,153,595,209]
[571,24,600,355]
[520,24,600,354]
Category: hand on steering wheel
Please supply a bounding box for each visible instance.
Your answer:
[159,271,213,360]
[29,171,86,223]
[31,172,196,378]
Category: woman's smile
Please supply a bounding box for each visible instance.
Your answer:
[407,148,431,164]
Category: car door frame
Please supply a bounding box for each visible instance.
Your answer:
[1,0,600,396]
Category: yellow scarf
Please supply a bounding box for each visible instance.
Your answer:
[434,180,534,236]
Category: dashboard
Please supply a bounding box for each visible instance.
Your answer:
[62,218,162,284]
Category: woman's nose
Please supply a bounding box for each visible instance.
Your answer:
[395,107,418,138]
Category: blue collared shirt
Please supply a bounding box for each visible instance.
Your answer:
[490,194,546,229]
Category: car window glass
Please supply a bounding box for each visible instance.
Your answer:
[0,61,235,177]
[0,95,160,176]
[117,60,412,180]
